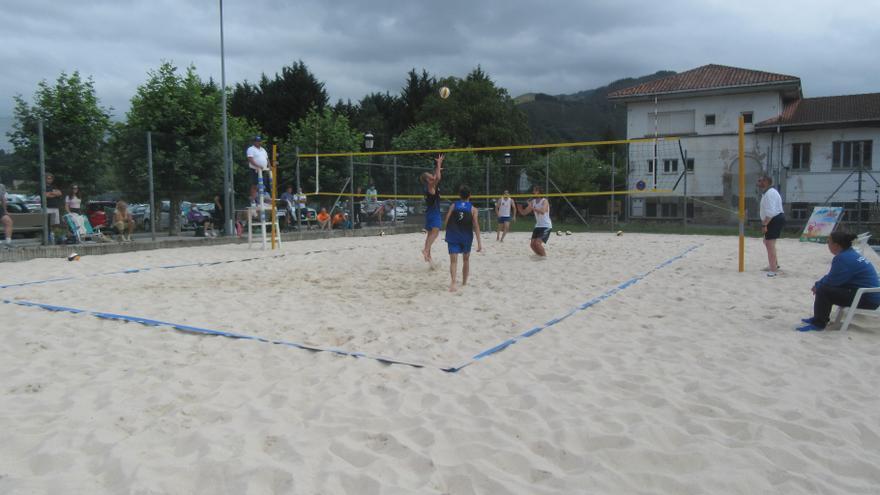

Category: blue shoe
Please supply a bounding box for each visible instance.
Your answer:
[800,317,815,324]
[796,323,825,332]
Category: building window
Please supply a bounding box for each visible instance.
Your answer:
[647,159,655,173]
[661,203,679,217]
[741,112,753,124]
[832,140,873,169]
[790,203,810,221]
[663,159,678,173]
[705,114,716,126]
[791,143,811,170]
[647,110,695,136]
[646,201,657,217]
[685,158,695,172]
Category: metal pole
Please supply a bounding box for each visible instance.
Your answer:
[545,152,550,196]
[611,149,616,231]
[486,157,490,210]
[393,156,398,199]
[147,131,156,241]
[683,149,688,231]
[857,161,863,233]
[624,143,630,223]
[38,118,48,245]
[349,155,355,230]
[295,146,302,230]
[738,116,746,273]
[219,0,233,237]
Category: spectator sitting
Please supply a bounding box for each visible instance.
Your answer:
[797,231,880,331]
[332,211,347,229]
[65,184,83,215]
[1,182,13,249]
[113,200,136,242]
[294,188,311,229]
[280,185,297,230]
[365,183,378,204]
[317,207,331,230]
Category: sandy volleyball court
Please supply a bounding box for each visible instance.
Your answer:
[1,232,879,494]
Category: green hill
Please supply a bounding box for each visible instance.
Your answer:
[516,71,675,144]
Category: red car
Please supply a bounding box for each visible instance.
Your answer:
[86,201,116,228]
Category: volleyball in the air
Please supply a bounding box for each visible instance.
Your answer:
[439,86,450,99]
[67,253,80,261]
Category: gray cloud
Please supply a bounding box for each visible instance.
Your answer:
[2,0,879,149]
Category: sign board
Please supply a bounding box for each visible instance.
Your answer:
[800,206,844,243]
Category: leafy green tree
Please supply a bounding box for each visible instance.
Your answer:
[8,71,111,193]
[400,69,436,131]
[283,108,360,195]
[230,60,328,141]
[114,62,224,234]
[418,67,531,148]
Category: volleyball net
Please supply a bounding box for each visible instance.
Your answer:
[284,137,687,227]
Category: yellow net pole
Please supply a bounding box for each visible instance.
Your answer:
[271,144,278,250]
[738,116,745,273]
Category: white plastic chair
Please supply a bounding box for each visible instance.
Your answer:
[834,287,880,331]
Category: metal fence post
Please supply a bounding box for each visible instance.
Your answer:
[38,118,48,246]
[147,131,156,241]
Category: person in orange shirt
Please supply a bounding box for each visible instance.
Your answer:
[332,211,347,229]
[317,207,331,230]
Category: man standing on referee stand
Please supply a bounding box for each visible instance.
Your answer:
[247,135,271,214]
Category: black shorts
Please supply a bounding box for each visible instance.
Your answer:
[531,227,551,243]
[765,213,785,240]
[249,169,272,190]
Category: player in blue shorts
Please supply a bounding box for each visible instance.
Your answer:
[420,154,444,263]
[443,186,482,291]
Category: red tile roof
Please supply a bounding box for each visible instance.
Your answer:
[756,93,880,128]
[608,64,800,99]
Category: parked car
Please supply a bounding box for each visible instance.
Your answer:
[142,201,189,231]
[4,199,45,237]
[187,204,212,226]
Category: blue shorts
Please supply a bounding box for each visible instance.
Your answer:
[497,216,511,224]
[425,209,442,230]
[447,239,473,254]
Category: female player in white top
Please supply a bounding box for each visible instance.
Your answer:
[516,185,552,257]
[495,190,516,242]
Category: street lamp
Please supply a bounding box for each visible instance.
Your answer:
[503,152,511,166]
[364,132,374,150]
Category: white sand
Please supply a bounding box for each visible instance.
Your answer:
[1,233,879,494]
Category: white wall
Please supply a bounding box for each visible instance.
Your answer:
[781,128,880,203]
[625,92,780,198]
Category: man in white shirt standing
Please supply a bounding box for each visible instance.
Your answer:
[758,174,785,277]
[517,185,552,257]
[247,135,271,205]
[495,190,516,242]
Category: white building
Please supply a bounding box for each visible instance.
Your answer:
[608,64,879,225]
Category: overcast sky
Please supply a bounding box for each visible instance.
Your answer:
[1,0,878,150]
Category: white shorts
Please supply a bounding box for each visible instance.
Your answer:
[47,208,60,225]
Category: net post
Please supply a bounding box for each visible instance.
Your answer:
[611,149,616,231]
[271,144,278,250]
[349,155,355,231]
[147,131,156,242]
[738,116,746,273]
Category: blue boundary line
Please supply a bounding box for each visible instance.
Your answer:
[2,299,430,370]
[0,247,359,290]
[3,244,700,373]
[441,244,702,372]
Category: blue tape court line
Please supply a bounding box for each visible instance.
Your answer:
[3,299,430,370]
[442,244,702,373]
[0,247,359,290]
[4,244,700,373]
